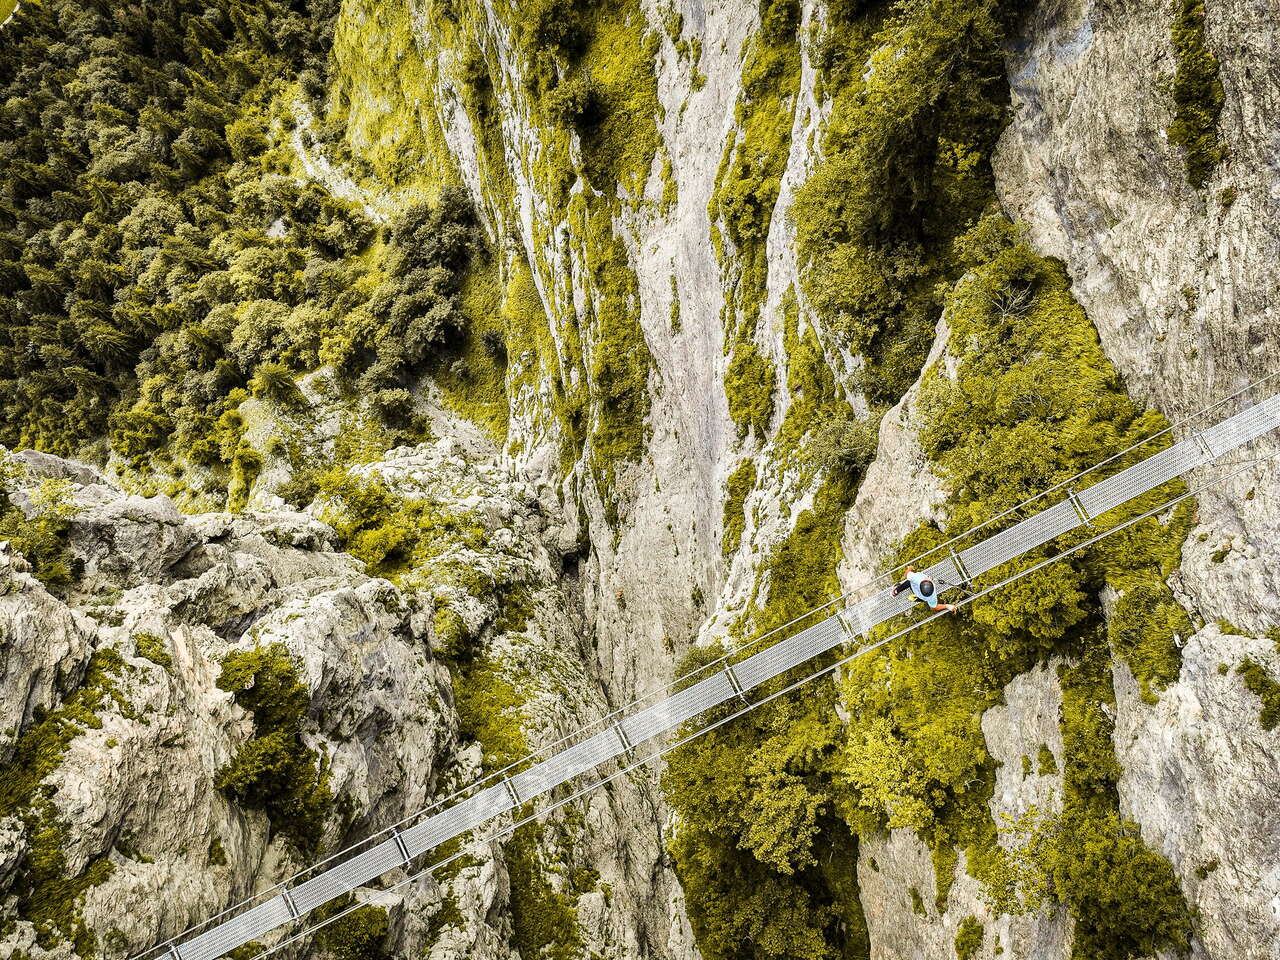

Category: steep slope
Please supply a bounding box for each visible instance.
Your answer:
[0,0,1277,958]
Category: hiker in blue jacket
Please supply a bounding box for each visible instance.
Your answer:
[891,566,958,613]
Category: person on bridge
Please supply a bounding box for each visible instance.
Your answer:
[891,566,958,613]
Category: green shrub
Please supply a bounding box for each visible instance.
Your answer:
[227,443,263,512]
[215,644,332,854]
[504,823,585,960]
[543,75,596,125]
[0,475,80,590]
[792,0,1014,401]
[806,415,879,475]
[249,362,306,407]
[1167,0,1225,187]
[315,901,390,960]
[0,649,128,950]
[722,460,758,558]
[133,633,172,670]
[725,343,777,439]
[954,914,983,959]
[1238,658,1280,730]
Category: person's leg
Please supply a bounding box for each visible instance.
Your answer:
[892,579,911,596]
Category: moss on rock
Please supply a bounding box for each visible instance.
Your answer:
[1167,0,1225,188]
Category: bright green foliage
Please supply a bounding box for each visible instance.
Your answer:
[773,291,863,475]
[825,217,1194,952]
[753,474,860,632]
[983,657,1194,958]
[215,644,332,855]
[516,0,661,195]
[0,474,80,589]
[667,467,871,960]
[503,0,662,495]
[725,342,777,439]
[315,470,486,582]
[133,633,173,670]
[0,0,343,459]
[329,0,458,191]
[806,415,880,476]
[954,914,983,960]
[504,823,586,960]
[1,649,129,817]
[249,363,305,407]
[0,649,128,952]
[793,0,1016,401]
[1046,656,1192,960]
[227,444,263,512]
[432,252,511,444]
[454,657,529,770]
[710,0,803,345]
[572,197,655,501]
[314,900,390,960]
[1238,658,1280,730]
[664,643,868,960]
[0,0,490,506]
[1107,581,1192,701]
[575,8,662,196]
[722,460,759,558]
[1036,744,1057,776]
[918,215,1195,690]
[1167,0,1225,187]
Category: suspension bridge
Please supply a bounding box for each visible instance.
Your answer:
[135,378,1280,960]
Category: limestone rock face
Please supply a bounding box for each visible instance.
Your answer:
[0,454,457,960]
[1112,626,1280,960]
[0,544,95,763]
[3,0,1280,957]
[995,0,1280,954]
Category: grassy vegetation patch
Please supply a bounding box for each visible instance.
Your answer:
[725,342,778,440]
[793,0,1015,403]
[709,0,803,345]
[0,469,79,590]
[722,460,759,559]
[1167,0,1225,188]
[954,914,983,959]
[1237,658,1280,730]
[314,898,391,960]
[503,822,586,960]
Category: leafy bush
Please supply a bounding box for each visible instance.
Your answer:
[1238,658,1280,730]
[725,342,777,439]
[954,915,983,959]
[792,0,1015,401]
[721,460,758,558]
[314,900,390,960]
[0,473,80,590]
[215,644,332,854]
[806,415,879,475]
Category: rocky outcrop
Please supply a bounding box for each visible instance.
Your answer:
[0,453,457,959]
[1113,625,1280,959]
[995,0,1280,954]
